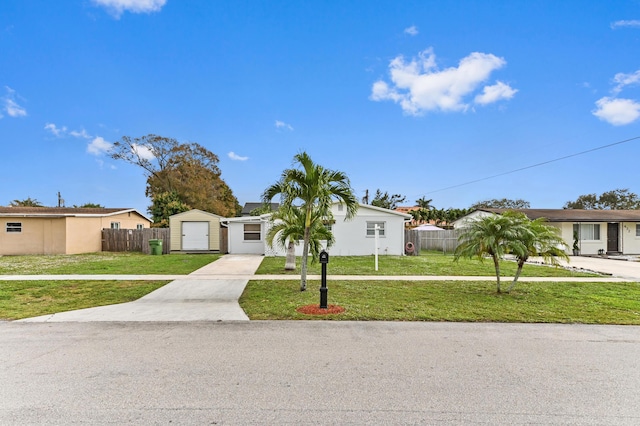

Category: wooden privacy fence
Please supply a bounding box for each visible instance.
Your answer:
[406,229,462,254]
[102,228,171,254]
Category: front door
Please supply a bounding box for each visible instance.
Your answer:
[182,221,209,251]
[607,223,619,253]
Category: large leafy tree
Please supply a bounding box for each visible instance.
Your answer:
[454,213,528,293]
[470,198,530,210]
[503,212,569,293]
[10,197,43,207]
[262,151,358,291]
[369,189,406,210]
[110,134,240,226]
[148,191,191,228]
[266,205,335,271]
[564,188,640,210]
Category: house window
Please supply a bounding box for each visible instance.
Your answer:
[111,222,121,230]
[243,223,261,241]
[573,224,600,240]
[6,222,22,233]
[136,224,144,230]
[636,224,640,237]
[366,221,385,237]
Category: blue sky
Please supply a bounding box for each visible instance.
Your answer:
[1,0,640,214]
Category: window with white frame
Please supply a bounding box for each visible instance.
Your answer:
[6,222,22,233]
[636,224,640,237]
[110,222,120,230]
[243,223,261,241]
[573,223,600,240]
[366,221,385,237]
[136,224,144,230]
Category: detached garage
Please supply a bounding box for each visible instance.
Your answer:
[169,209,222,252]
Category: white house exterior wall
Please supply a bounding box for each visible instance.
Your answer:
[226,220,265,254]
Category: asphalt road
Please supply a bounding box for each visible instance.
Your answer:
[2,321,639,425]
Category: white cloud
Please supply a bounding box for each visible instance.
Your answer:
[404,25,419,36]
[44,123,67,137]
[275,120,294,131]
[611,20,640,29]
[474,81,518,105]
[592,97,640,125]
[92,0,167,18]
[87,136,113,155]
[2,86,27,118]
[612,70,640,94]
[131,143,155,160]
[370,48,515,115]
[70,128,92,139]
[228,151,249,161]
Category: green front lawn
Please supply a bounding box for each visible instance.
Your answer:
[240,279,640,324]
[0,280,169,320]
[256,251,597,277]
[0,253,220,275]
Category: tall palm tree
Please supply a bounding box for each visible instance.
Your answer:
[506,212,568,293]
[262,152,358,291]
[266,205,335,271]
[454,213,528,293]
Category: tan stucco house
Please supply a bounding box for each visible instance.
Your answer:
[0,207,151,255]
[454,208,640,255]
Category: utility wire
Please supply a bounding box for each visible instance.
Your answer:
[423,135,640,195]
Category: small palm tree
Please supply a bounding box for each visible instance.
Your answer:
[506,213,568,293]
[10,197,43,207]
[266,206,335,271]
[263,152,358,291]
[454,213,528,293]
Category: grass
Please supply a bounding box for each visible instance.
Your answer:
[0,280,168,320]
[240,279,640,324]
[256,251,598,277]
[0,253,221,275]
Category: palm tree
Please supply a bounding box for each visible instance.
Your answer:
[454,213,528,293]
[262,152,358,291]
[266,205,335,271]
[506,213,569,293]
[10,197,43,207]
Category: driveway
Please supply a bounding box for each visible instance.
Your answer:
[561,255,640,280]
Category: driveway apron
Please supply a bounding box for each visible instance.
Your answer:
[19,255,264,323]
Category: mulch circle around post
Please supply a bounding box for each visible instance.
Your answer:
[296,304,345,315]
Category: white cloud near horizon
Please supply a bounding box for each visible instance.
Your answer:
[228,151,249,161]
[370,48,516,115]
[92,0,167,18]
[404,25,419,36]
[87,136,113,155]
[592,97,640,125]
[2,86,27,118]
[275,120,294,131]
[611,20,640,29]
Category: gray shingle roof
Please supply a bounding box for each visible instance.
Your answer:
[480,208,640,222]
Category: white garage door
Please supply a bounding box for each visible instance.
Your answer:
[182,222,209,250]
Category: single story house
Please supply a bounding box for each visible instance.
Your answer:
[168,209,222,252]
[221,203,412,256]
[0,207,151,255]
[453,208,640,255]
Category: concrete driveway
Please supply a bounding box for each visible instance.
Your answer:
[561,255,640,280]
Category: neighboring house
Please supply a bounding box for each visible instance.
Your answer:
[168,209,223,252]
[240,202,280,217]
[453,208,640,255]
[221,203,412,256]
[0,207,151,255]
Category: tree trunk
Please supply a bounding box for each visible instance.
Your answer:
[300,226,311,291]
[492,254,501,293]
[507,258,526,293]
[284,241,296,271]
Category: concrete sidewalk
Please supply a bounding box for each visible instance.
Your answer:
[18,255,264,323]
